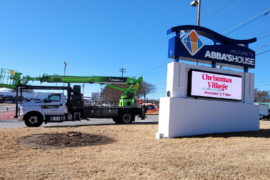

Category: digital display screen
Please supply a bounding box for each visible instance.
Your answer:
[188,70,242,100]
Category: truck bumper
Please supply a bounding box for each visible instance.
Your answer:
[18,115,24,121]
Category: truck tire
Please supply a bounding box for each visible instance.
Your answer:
[119,111,134,124]
[112,117,120,124]
[24,112,43,127]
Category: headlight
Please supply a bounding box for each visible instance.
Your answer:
[20,107,25,113]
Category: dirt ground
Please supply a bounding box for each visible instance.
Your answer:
[20,131,115,150]
[1,121,270,179]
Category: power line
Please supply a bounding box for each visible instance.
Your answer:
[258,34,270,41]
[133,63,167,76]
[255,81,270,84]
[226,12,270,36]
[145,73,167,81]
[155,82,166,86]
[189,0,225,24]
[130,10,270,80]
[256,29,270,38]
[150,92,166,95]
[204,8,270,45]
[203,0,242,25]
[246,25,270,38]
[143,70,167,79]
[126,9,270,80]
[200,0,226,18]
[254,43,270,51]
[256,49,270,56]
[222,8,270,35]
[255,83,270,87]
[119,67,126,77]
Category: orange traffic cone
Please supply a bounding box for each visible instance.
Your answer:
[139,98,142,105]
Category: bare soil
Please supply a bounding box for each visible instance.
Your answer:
[19,131,115,150]
[1,121,270,179]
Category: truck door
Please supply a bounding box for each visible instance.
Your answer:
[41,94,64,115]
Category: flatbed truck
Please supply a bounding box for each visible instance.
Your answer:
[0,70,147,126]
[18,89,146,127]
[9,73,147,127]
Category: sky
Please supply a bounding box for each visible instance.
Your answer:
[0,0,270,100]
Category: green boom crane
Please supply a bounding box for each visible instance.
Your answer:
[1,71,143,106]
[38,74,143,106]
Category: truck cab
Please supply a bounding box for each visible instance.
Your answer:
[18,93,66,127]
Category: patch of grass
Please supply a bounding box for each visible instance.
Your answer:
[1,121,270,179]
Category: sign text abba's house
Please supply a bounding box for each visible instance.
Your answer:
[167,25,256,72]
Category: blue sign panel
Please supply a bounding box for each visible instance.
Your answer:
[167,25,257,70]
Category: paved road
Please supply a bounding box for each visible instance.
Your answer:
[0,115,159,128]
[0,103,16,113]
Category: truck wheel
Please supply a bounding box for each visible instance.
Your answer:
[24,112,43,127]
[112,117,120,124]
[119,111,134,124]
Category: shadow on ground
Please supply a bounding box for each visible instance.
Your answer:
[43,122,158,128]
[179,129,270,139]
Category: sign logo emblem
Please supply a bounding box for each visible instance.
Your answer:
[181,30,204,56]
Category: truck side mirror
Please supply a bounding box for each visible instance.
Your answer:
[44,99,51,103]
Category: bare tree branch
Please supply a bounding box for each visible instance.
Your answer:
[254,88,270,102]
[137,81,156,101]
[101,84,129,105]
[101,81,156,105]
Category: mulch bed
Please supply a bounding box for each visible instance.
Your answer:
[19,131,115,150]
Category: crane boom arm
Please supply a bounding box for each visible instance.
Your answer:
[38,74,143,105]
[39,74,137,85]
[37,74,143,106]
[2,72,143,106]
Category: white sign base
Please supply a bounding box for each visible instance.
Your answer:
[157,97,259,138]
[156,62,259,138]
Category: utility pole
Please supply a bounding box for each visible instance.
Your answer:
[197,0,201,26]
[63,61,67,93]
[83,83,85,97]
[100,84,103,104]
[196,0,201,65]
[190,0,201,66]
[119,67,126,77]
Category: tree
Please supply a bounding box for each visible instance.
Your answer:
[137,81,156,101]
[101,84,129,105]
[254,88,270,102]
[100,81,156,105]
